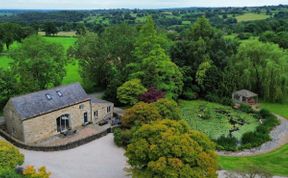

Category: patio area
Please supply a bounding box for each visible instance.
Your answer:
[35,123,111,146]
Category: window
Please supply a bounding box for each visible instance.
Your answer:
[83,112,88,124]
[94,111,98,117]
[79,104,84,109]
[45,94,52,100]
[56,90,63,97]
[107,106,111,113]
[56,114,70,132]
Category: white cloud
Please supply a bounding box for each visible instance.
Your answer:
[0,0,287,9]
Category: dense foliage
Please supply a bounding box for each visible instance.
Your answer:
[171,16,239,99]
[11,35,66,92]
[126,119,218,178]
[234,40,288,102]
[121,102,161,128]
[0,69,18,108]
[139,87,165,103]
[151,98,181,120]
[0,141,24,169]
[0,23,36,50]
[117,79,147,105]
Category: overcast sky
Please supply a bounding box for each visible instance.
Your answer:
[0,0,287,9]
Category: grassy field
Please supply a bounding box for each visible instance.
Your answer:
[261,101,288,119]
[219,144,288,176]
[236,13,270,22]
[0,36,81,85]
[179,100,259,140]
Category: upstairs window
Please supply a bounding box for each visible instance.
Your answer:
[45,94,52,100]
[79,104,84,109]
[56,90,63,97]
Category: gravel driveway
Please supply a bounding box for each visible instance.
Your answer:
[21,134,130,178]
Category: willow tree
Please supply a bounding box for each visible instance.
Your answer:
[235,40,288,102]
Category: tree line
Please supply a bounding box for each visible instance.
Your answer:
[1,16,288,109]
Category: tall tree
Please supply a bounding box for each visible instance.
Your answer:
[129,17,183,99]
[0,69,18,108]
[70,24,136,95]
[43,22,58,36]
[133,16,171,61]
[0,23,35,50]
[11,35,65,92]
[235,40,288,102]
[171,17,239,95]
[131,45,183,99]
[69,32,106,90]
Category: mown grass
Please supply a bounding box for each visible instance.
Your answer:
[0,36,81,85]
[261,101,288,119]
[219,144,288,176]
[236,13,270,22]
[62,60,82,85]
[179,100,259,140]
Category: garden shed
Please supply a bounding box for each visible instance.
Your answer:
[232,89,258,105]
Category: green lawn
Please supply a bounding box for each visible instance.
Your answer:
[62,60,82,85]
[236,13,270,22]
[179,100,259,140]
[43,36,76,51]
[219,144,288,176]
[261,102,288,119]
[0,36,81,85]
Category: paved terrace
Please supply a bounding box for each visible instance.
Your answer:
[35,123,111,146]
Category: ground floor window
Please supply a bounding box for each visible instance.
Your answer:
[107,106,111,113]
[83,112,88,124]
[94,111,98,119]
[56,114,70,132]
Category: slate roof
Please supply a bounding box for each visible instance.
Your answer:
[10,83,91,120]
[90,96,113,104]
[233,89,258,98]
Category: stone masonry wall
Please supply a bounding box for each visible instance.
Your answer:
[23,100,91,144]
[3,100,24,141]
[91,103,114,124]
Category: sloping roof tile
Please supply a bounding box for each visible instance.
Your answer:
[233,89,258,98]
[10,83,90,120]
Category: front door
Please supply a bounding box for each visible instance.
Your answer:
[84,112,88,124]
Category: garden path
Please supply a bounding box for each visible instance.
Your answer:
[218,114,288,156]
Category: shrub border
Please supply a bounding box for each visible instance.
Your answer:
[0,127,118,152]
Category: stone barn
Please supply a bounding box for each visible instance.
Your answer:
[3,83,113,144]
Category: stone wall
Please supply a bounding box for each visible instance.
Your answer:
[23,100,91,144]
[3,100,24,141]
[91,103,114,124]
